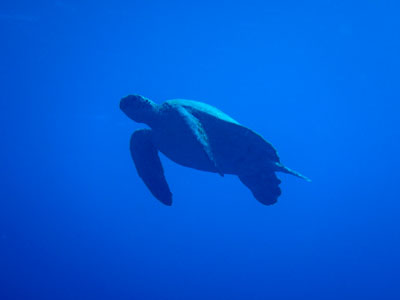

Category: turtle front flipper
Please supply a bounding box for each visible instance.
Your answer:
[239,172,282,205]
[130,129,172,205]
[173,105,224,176]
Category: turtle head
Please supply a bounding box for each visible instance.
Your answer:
[120,95,158,125]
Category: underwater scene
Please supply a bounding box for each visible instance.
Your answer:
[1,1,400,299]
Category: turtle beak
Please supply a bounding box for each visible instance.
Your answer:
[120,97,129,112]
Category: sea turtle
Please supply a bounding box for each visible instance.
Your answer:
[120,95,309,206]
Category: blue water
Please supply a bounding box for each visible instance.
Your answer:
[1,1,400,299]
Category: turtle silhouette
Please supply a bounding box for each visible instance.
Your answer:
[120,95,309,206]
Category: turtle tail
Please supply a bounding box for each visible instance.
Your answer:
[275,163,311,182]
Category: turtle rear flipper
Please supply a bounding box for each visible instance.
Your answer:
[239,172,281,205]
[130,129,172,205]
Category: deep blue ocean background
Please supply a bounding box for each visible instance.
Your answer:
[1,1,400,299]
